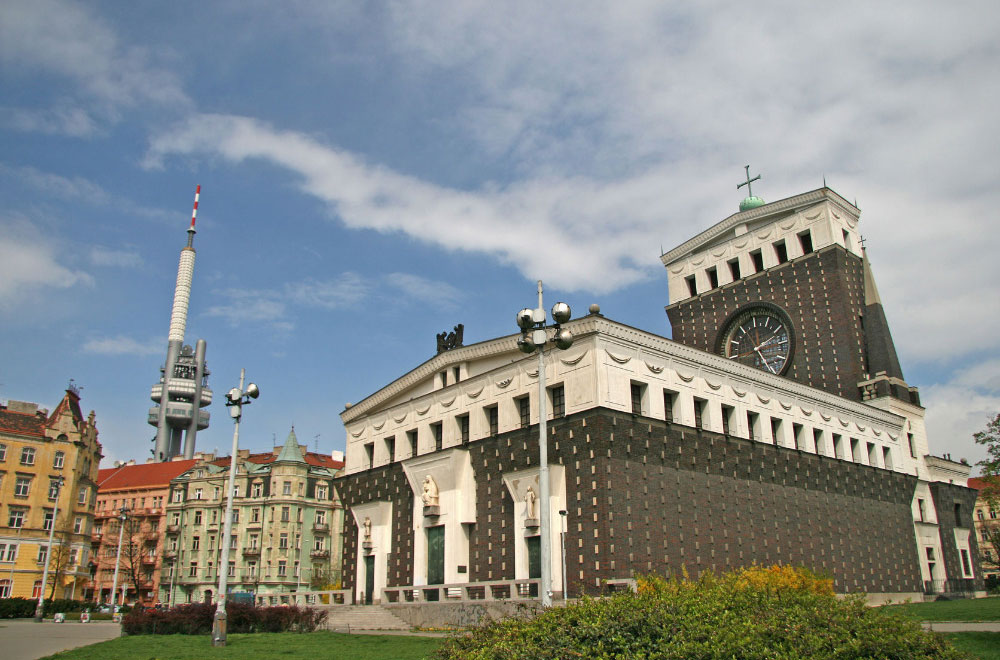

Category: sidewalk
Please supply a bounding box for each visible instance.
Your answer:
[922,622,1000,632]
[0,620,121,660]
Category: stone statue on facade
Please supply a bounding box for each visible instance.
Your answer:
[525,486,537,519]
[436,324,465,354]
[421,475,440,507]
[363,516,372,542]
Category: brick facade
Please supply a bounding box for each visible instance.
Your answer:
[338,407,924,596]
[928,482,985,592]
[666,245,868,402]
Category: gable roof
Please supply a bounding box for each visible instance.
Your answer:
[0,408,47,438]
[98,459,199,492]
[969,477,998,492]
[209,451,343,471]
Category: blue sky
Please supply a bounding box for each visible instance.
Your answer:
[1,1,998,470]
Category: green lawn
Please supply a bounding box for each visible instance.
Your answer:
[39,631,446,660]
[882,596,1000,621]
[942,633,1000,660]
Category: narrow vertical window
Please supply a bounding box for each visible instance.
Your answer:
[750,250,764,273]
[774,240,788,265]
[721,405,734,436]
[630,383,645,415]
[813,428,824,455]
[694,397,707,431]
[385,436,395,463]
[798,230,813,254]
[458,415,470,445]
[364,443,374,470]
[727,258,741,281]
[407,429,418,458]
[882,447,893,470]
[550,385,565,418]
[685,275,697,297]
[432,422,443,452]
[770,417,782,446]
[517,396,530,429]
[907,433,917,458]
[486,405,499,436]
[792,423,804,450]
[706,267,719,290]
[747,412,760,441]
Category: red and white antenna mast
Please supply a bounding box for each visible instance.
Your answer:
[186,184,200,247]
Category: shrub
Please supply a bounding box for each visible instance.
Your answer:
[0,598,37,619]
[435,565,971,660]
[121,602,326,635]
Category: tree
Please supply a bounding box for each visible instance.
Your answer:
[973,413,1000,574]
[44,530,74,601]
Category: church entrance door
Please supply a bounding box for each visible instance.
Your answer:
[364,555,375,604]
[527,535,541,597]
[427,526,445,601]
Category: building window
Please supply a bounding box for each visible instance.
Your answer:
[727,258,741,281]
[173,490,183,503]
[867,442,878,466]
[316,510,327,525]
[907,433,917,458]
[407,430,418,458]
[252,482,262,497]
[192,536,200,550]
[747,412,760,441]
[694,398,707,431]
[843,229,852,251]
[706,267,719,290]
[453,366,461,383]
[798,230,813,254]
[850,438,860,462]
[0,444,5,461]
[385,436,396,462]
[252,508,261,523]
[917,499,926,522]
[37,545,49,563]
[550,385,565,418]
[883,447,893,470]
[231,509,240,524]
[770,417,783,446]
[750,249,764,273]
[194,510,203,525]
[793,423,804,450]
[248,561,257,578]
[774,240,788,265]
[48,479,60,500]
[283,481,292,496]
[14,476,31,498]
[281,506,290,522]
[194,488,203,500]
[214,487,220,500]
[249,534,259,549]
[663,390,676,424]
[20,447,35,465]
[458,415,470,445]
[721,405,734,436]
[833,434,844,459]
[316,485,328,500]
[230,535,237,550]
[630,383,645,416]
[685,275,697,297]
[277,560,287,577]
[431,422,443,452]
[517,396,531,429]
[960,549,973,577]
[32,580,43,599]
[189,562,198,577]
[43,510,54,531]
[0,543,18,562]
[53,451,65,469]
[813,429,825,455]
[954,502,963,527]
[439,371,448,388]
[78,487,88,504]
[364,443,374,470]
[486,405,499,437]
[228,562,236,577]
[0,579,10,598]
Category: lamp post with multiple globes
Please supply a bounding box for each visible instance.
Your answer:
[516,280,574,608]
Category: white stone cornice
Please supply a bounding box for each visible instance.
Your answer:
[660,188,859,266]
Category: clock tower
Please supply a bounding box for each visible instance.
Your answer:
[662,174,919,406]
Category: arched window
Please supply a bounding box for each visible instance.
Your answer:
[32,580,43,599]
[0,579,11,598]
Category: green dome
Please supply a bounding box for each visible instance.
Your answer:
[739,195,766,211]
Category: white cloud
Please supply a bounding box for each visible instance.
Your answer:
[921,358,1000,473]
[89,246,142,268]
[0,163,111,204]
[287,274,368,309]
[385,273,462,308]
[83,335,161,357]
[0,217,93,309]
[0,0,189,134]
[205,274,369,330]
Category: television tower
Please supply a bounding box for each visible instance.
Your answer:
[149,186,212,461]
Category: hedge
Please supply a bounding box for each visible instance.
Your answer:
[121,602,327,635]
[435,565,971,660]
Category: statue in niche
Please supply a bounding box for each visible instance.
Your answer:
[436,324,465,354]
[363,516,372,542]
[421,475,440,507]
[525,486,537,519]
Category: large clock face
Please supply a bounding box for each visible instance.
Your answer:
[721,307,793,374]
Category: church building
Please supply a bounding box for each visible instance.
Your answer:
[336,183,983,606]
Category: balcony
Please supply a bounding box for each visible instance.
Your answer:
[310,549,330,559]
[163,550,177,560]
[243,547,261,557]
[312,522,329,533]
[142,555,157,566]
[166,524,180,534]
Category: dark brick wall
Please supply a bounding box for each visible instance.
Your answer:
[666,246,869,402]
[928,482,985,591]
[337,407,924,596]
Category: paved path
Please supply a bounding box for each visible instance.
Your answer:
[922,621,1000,632]
[0,620,121,660]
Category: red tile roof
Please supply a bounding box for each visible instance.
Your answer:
[0,408,47,438]
[98,459,198,492]
[210,451,344,471]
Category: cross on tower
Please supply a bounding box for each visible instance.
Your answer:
[737,165,761,197]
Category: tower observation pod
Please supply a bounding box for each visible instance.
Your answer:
[148,186,212,461]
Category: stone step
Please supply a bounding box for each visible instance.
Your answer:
[320,605,412,631]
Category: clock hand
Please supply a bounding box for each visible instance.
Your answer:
[755,348,777,373]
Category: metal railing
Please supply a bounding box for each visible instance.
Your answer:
[924,578,977,595]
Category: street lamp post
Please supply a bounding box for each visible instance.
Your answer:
[34,476,65,621]
[109,504,130,615]
[559,509,568,601]
[516,280,574,608]
[212,369,259,648]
